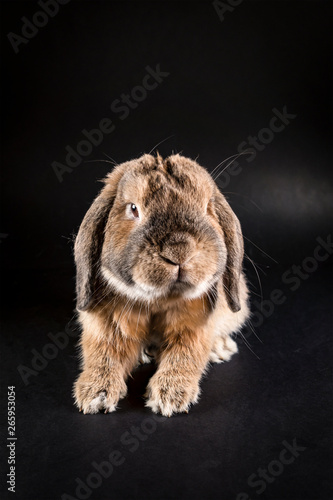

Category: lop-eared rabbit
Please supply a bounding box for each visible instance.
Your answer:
[74,154,250,416]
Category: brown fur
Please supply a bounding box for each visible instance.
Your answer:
[73,154,250,416]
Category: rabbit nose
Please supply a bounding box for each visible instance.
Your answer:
[160,233,197,265]
[159,243,192,267]
[159,243,196,268]
[160,255,181,267]
[159,255,186,282]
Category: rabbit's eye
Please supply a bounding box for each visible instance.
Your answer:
[131,204,139,218]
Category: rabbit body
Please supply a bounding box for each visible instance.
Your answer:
[73,154,250,416]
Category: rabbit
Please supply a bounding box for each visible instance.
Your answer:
[73,153,250,417]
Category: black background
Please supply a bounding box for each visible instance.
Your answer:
[1,1,332,499]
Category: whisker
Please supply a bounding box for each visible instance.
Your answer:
[245,255,263,311]
[210,152,246,177]
[247,287,263,299]
[245,253,267,277]
[84,159,118,165]
[125,299,136,326]
[237,330,260,359]
[147,134,175,156]
[247,319,263,344]
[206,292,214,310]
[211,150,254,180]
[117,297,133,330]
[243,235,278,264]
[219,191,263,213]
[135,302,144,338]
[103,152,118,166]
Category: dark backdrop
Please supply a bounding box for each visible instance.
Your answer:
[1,1,332,500]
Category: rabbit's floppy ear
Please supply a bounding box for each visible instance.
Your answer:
[74,165,126,311]
[213,189,244,312]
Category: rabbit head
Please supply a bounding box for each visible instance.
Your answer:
[74,154,244,313]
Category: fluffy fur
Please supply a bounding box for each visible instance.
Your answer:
[73,153,250,416]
